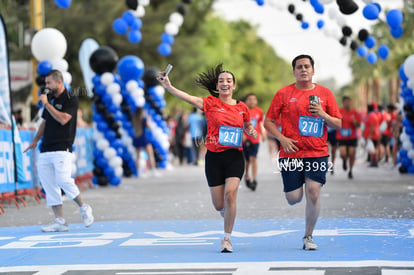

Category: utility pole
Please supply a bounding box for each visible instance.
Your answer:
[30,0,44,105]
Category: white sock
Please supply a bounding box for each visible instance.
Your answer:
[56,217,66,224]
[224,232,231,240]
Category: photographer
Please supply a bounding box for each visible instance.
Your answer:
[24,70,94,232]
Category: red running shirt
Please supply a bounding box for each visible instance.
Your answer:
[363,112,380,141]
[336,108,361,140]
[266,83,342,158]
[244,106,263,144]
[202,96,250,152]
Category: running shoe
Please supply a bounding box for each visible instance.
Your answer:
[41,218,69,232]
[251,180,257,191]
[221,238,233,253]
[342,159,347,171]
[80,204,94,227]
[348,171,353,179]
[303,235,318,250]
[245,178,252,189]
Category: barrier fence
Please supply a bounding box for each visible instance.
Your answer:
[0,126,94,214]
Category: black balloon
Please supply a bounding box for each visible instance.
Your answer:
[93,167,103,176]
[399,166,408,174]
[296,13,303,21]
[337,0,358,15]
[288,4,295,14]
[97,176,109,186]
[358,29,369,42]
[36,75,45,86]
[126,0,138,9]
[96,102,106,113]
[339,36,347,46]
[182,0,192,3]
[89,46,119,74]
[177,4,187,16]
[342,26,352,37]
[142,67,161,88]
[350,40,358,51]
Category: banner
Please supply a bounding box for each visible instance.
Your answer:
[79,38,99,97]
[74,127,94,176]
[0,16,11,126]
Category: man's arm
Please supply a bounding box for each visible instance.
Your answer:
[24,120,45,152]
[44,102,72,125]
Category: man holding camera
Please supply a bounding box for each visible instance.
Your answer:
[25,69,94,232]
[264,55,342,250]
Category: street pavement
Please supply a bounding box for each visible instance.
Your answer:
[0,141,413,274]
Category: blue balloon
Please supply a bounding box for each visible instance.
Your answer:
[37,61,53,76]
[313,3,324,14]
[97,121,108,132]
[131,18,142,30]
[109,176,121,186]
[161,32,175,45]
[104,166,115,178]
[362,3,380,20]
[94,83,107,96]
[367,52,377,64]
[96,157,108,169]
[386,9,403,29]
[301,21,310,29]
[377,45,389,60]
[127,30,142,44]
[402,118,411,128]
[108,103,118,114]
[117,55,145,81]
[399,149,408,158]
[316,19,324,29]
[138,79,145,88]
[256,0,264,6]
[92,74,102,86]
[402,156,413,168]
[390,26,404,39]
[357,45,368,57]
[406,95,414,106]
[112,18,128,35]
[105,130,117,142]
[102,93,113,105]
[122,11,136,26]
[158,43,172,56]
[55,0,71,9]
[364,36,376,49]
[408,165,414,174]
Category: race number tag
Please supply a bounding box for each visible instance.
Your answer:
[298,116,324,137]
[250,118,258,128]
[219,126,243,147]
[340,128,352,137]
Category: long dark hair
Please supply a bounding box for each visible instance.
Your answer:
[195,63,236,98]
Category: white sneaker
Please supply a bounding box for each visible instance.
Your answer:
[80,204,94,227]
[303,235,318,250]
[151,170,162,177]
[41,218,69,232]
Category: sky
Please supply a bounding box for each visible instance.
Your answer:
[213,0,404,88]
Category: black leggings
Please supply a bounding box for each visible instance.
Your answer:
[205,149,245,187]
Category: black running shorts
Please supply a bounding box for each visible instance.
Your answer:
[205,149,245,187]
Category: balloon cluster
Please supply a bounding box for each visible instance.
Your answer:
[54,0,72,9]
[287,4,310,30]
[157,0,191,56]
[386,9,404,39]
[398,55,414,174]
[89,47,137,186]
[31,28,72,104]
[112,0,150,44]
[142,69,169,168]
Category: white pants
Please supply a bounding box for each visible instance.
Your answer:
[38,151,80,206]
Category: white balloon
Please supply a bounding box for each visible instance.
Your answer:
[135,5,145,17]
[107,83,121,94]
[328,7,338,19]
[96,139,109,150]
[407,79,414,90]
[51,58,69,72]
[169,12,184,27]
[115,166,123,178]
[93,130,103,141]
[154,85,165,97]
[135,96,145,107]
[402,140,413,151]
[165,22,179,36]
[104,147,117,159]
[362,0,373,3]
[62,71,72,84]
[400,132,408,142]
[31,28,67,61]
[110,156,123,167]
[336,15,346,27]
[136,88,145,97]
[319,0,334,4]
[126,80,139,91]
[140,0,150,6]
[404,54,414,79]
[408,149,414,159]
[101,73,114,86]
[112,93,123,106]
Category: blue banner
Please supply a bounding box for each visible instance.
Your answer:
[0,16,11,126]
[74,127,94,176]
[0,128,15,192]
